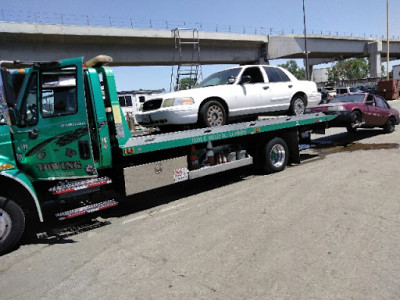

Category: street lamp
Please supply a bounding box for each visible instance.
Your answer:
[386,0,389,80]
[303,0,309,80]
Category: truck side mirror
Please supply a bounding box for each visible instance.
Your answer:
[8,107,18,124]
[139,96,145,103]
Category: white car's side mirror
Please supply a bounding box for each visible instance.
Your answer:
[227,76,236,84]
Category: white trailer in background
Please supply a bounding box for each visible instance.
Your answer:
[118,89,165,129]
[392,65,400,81]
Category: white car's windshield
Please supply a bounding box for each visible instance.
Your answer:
[197,68,241,87]
[330,94,365,103]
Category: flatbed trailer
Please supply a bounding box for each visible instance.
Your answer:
[119,112,333,194]
[0,55,334,254]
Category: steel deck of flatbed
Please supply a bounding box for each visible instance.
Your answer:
[121,113,336,156]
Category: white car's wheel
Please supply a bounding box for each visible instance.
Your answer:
[290,96,306,115]
[199,100,227,127]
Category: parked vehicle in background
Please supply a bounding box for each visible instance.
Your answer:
[135,65,321,128]
[118,89,164,130]
[312,93,399,133]
[318,86,336,104]
[357,85,378,94]
[335,86,363,96]
[392,64,400,81]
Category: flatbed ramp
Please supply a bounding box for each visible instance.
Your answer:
[121,113,335,156]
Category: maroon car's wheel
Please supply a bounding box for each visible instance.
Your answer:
[383,117,395,133]
[347,110,362,133]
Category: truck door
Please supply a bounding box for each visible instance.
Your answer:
[11,57,98,180]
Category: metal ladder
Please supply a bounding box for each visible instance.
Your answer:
[170,28,202,91]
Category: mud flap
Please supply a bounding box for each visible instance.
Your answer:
[279,128,300,164]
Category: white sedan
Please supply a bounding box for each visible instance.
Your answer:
[135,65,321,128]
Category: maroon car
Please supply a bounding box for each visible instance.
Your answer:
[312,93,400,133]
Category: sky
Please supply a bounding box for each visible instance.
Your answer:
[1,0,400,91]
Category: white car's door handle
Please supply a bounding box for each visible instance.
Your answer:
[263,86,269,90]
[288,85,293,88]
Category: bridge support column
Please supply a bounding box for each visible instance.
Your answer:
[368,41,382,78]
[303,59,313,80]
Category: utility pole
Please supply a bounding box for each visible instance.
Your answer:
[303,0,309,80]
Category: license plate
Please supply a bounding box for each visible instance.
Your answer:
[174,168,189,183]
[142,115,151,123]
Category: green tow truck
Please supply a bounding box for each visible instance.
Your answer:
[0,55,335,254]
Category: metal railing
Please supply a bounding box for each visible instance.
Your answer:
[1,9,399,40]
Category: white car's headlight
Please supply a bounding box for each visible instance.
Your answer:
[327,105,346,112]
[162,97,194,108]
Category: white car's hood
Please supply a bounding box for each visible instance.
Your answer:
[147,85,230,101]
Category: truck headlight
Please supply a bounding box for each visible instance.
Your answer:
[327,105,346,112]
[162,97,194,108]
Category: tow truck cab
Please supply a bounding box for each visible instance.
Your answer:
[7,56,130,178]
[0,56,129,250]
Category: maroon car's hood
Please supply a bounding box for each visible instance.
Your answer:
[312,102,352,111]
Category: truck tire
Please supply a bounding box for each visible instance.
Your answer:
[0,197,25,255]
[199,100,227,127]
[260,137,289,173]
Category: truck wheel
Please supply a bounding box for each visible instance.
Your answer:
[260,137,289,173]
[383,117,395,133]
[199,100,226,127]
[0,197,25,255]
[289,96,306,115]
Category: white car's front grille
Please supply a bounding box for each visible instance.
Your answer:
[143,99,163,112]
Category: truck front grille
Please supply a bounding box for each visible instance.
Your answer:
[143,99,163,112]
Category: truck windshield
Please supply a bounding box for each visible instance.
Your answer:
[197,68,241,87]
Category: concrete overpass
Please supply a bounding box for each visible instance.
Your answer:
[1,22,400,77]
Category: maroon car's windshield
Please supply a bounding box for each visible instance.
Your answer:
[330,94,365,103]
